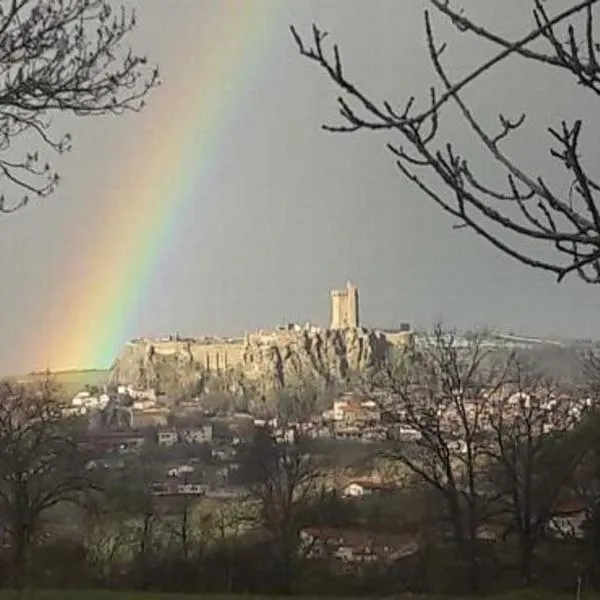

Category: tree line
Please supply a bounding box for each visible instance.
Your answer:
[2,329,600,596]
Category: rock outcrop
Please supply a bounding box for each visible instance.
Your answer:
[241,326,389,389]
[109,326,399,398]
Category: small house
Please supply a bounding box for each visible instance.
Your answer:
[342,480,396,498]
[158,429,178,446]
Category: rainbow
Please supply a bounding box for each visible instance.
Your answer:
[29,1,283,371]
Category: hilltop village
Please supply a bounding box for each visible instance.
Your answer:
[66,283,419,470]
[47,283,594,579]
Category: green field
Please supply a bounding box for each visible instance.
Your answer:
[0,593,210,600]
[14,368,110,398]
[0,591,593,600]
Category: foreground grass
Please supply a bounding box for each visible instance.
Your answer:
[0,590,596,600]
[0,592,221,600]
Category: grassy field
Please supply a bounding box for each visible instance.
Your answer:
[0,590,594,600]
[0,593,211,600]
[13,368,110,398]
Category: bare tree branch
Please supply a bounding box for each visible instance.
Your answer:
[292,1,600,283]
[0,0,157,210]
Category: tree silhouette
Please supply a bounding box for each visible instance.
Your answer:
[0,377,94,587]
[0,0,157,210]
[292,1,600,283]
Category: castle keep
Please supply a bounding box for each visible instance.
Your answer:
[330,282,359,329]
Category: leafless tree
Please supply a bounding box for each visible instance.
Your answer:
[0,0,157,210]
[82,492,142,581]
[116,463,162,558]
[276,379,333,425]
[484,365,590,584]
[245,427,317,594]
[373,326,509,592]
[0,378,94,586]
[164,474,202,561]
[292,1,600,283]
[565,408,600,585]
[83,460,163,584]
[210,500,256,593]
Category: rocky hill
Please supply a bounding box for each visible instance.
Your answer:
[109,326,406,399]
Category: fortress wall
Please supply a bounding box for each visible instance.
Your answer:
[189,341,245,371]
[127,339,247,371]
[151,342,182,355]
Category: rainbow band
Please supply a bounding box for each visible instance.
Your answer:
[33,2,281,371]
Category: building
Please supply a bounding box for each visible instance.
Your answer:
[179,424,213,444]
[150,481,208,496]
[331,396,381,425]
[330,282,359,329]
[158,429,178,446]
[548,498,588,539]
[342,480,397,498]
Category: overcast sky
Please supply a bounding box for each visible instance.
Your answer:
[1,0,598,374]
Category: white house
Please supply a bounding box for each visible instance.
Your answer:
[167,464,194,477]
[132,398,156,410]
[158,430,178,446]
[548,499,588,539]
[72,391,101,409]
[176,483,208,496]
[274,426,297,444]
[342,481,394,498]
[127,386,157,401]
[332,401,348,421]
[343,483,370,498]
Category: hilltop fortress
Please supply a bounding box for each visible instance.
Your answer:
[110,283,413,393]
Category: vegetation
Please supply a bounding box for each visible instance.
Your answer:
[0,590,593,600]
[0,589,596,599]
[0,378,94,587]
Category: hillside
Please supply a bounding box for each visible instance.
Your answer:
[15,368,110,399]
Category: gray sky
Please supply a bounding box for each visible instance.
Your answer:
[1,0,598,374]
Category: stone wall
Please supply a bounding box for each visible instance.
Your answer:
[188,341,245,372]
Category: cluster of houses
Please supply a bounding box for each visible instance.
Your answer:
[295,486,589,567]
[300,527,420,566]
[81,422,214,455]
[67,382,597,567]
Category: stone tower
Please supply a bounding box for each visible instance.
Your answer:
[330,282,359,329]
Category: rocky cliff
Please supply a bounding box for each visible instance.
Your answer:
[109,326,402,398]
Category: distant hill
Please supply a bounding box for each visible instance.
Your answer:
[13,368,110,399]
